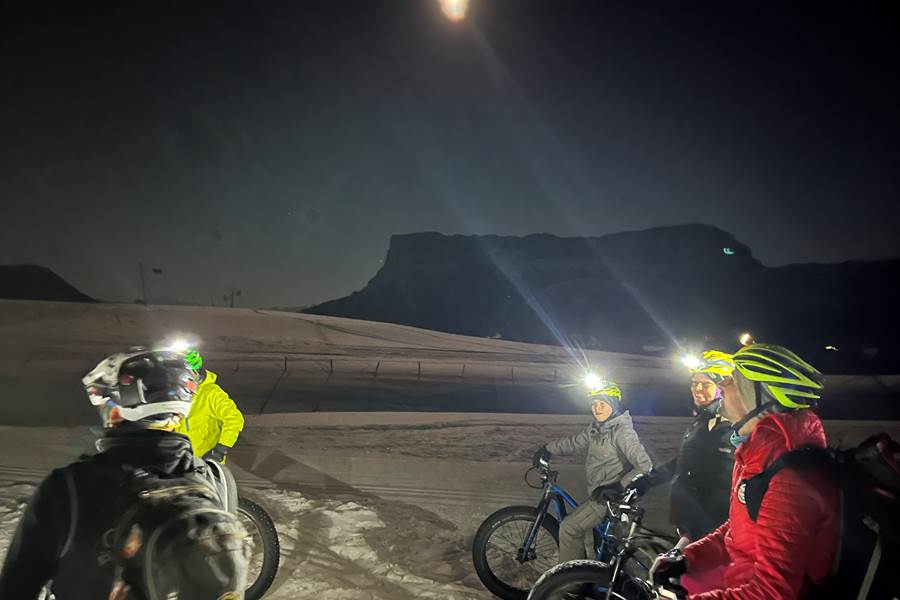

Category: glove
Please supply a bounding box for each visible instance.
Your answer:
[203,443,231,463]
[626,472,654,496]
[590,483,624,504]
[649,548,687,588]
[531,446,552,467]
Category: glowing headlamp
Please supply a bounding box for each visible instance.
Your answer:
[583,372,602,391]
[681,355,704,370]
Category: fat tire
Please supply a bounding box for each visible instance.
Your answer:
[622,535,672,579]
[472,505,560,600]
[527,560,615,600]
[238,497,280,600]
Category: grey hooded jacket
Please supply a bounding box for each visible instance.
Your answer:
[545,411,653,495]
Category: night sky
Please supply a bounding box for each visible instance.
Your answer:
[2,1,899,308]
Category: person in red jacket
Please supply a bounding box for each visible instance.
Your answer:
[651,343,839,599]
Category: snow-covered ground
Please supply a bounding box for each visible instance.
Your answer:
[0,299,727,424]
[2,413,898,598]
[3,300,895,425]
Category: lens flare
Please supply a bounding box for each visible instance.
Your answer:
[439,0,468,22]
[583,372,602,390]
[681,355,703,370]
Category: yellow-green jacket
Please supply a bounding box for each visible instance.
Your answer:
[177,370,244,457]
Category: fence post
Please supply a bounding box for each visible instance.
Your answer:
[329,359,334,373]
[460,364,466,378]
[374,361,381,378]
[418,362,422,378]
[511,367,515,382]
[283,356,288,372]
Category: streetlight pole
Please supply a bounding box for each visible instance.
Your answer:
[138,262,148,305]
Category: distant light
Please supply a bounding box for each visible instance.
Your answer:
[681,355,703,370]
[739,332,754,346]
[439,0,468,21]
[723,247,735,256]
[825,345,839,352]
[583,372,602,391]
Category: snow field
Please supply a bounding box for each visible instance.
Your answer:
[252,488,486,598]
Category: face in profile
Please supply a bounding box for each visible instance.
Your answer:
[690,374,719,408]
[591,399,614,422]
[718,375,748,425]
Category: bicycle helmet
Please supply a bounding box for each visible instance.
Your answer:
[184,349,203,371]
[585,379,622,415]
[686,350,735,383]
[83,348,199,427]
[729,343,823,431]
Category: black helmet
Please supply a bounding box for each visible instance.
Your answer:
[82,348,199,427]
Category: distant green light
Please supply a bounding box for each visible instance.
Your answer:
[723,247,735,255]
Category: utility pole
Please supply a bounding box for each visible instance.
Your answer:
[227,287,242,308]
[138,262,148,305]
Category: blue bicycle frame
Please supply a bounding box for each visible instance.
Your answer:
[519,474,619,565]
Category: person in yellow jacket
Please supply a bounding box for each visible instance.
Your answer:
[176,350,244,462]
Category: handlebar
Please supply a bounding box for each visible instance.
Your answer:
[525,460,559,489]
[606,486,643,519]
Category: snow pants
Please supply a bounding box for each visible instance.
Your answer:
[558,499,608,563]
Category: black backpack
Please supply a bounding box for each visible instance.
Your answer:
[108,467,251,600]
[742,434,900,600]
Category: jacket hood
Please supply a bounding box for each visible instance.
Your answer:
[95,429,197,475]
[736,409,826,472]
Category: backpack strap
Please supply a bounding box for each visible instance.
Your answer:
[742,445,834,522]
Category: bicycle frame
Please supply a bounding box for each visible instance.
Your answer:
[517,466,627,566]
[518,473,578,561]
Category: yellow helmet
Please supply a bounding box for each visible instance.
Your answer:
[587,380,622,400]
[733,343,823,409]
[686,350,735,382]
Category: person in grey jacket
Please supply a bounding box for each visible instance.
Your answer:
[532,379,654,564]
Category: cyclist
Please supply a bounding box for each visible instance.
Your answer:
[0,347,247,598]
[651,344,839,599]
[532,378,653,564]
[176,349,245,463]
[655,351,736,540]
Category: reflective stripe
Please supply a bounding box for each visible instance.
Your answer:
[856,517,882,600]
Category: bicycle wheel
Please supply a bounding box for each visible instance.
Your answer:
[237,497,281,600]
[527,560,614,600]
[472,506,560,600]
[621,535,671,581]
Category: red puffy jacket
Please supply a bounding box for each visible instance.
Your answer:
[683,410,839,599]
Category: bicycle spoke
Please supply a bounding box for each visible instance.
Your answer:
[484,515,559,592]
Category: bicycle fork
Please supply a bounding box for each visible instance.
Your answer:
[604,518,640,600]
[517,487,554,563]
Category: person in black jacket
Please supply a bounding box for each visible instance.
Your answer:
[642,350,736,541]
[0,347,245,599]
